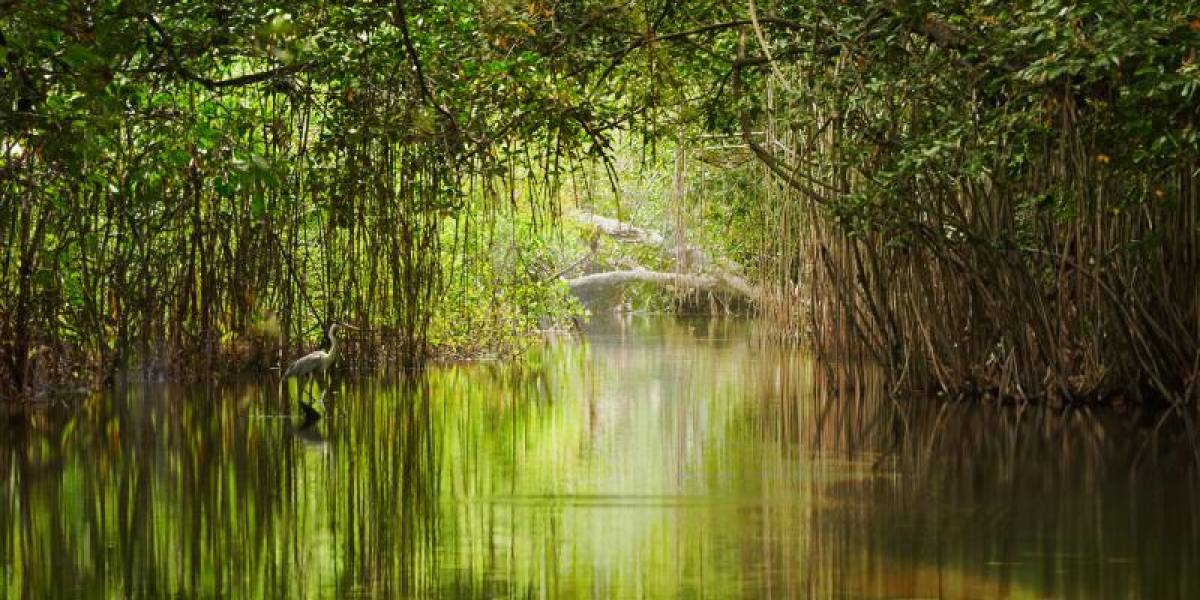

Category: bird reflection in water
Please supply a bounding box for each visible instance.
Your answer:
[292,389,329,443]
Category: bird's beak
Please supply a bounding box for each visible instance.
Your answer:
[341,323,359,330]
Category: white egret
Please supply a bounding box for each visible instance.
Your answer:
[283,322,357,411]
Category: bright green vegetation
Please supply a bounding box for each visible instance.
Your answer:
[3,317,1196,597]
[2,1,622,389]
[3,1,1199,403]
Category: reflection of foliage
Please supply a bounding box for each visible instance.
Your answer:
[2,318,1199,597]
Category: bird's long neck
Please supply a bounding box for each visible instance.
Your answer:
[327,326,340,361]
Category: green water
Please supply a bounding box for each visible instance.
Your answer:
[2,316,1198,598]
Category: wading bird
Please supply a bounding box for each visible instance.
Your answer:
[283,322,357,414]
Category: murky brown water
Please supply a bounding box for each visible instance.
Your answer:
[2,316,1198,598]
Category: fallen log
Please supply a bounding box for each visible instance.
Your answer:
[572,213,666,247]
[566,211,758,307]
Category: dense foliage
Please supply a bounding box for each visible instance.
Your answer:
[731,1,1200,402]
[0,0,668,392]
[3,1,1198,403]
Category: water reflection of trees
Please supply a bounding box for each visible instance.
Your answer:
[3,319,1200,598]
[0,378,445,598]
[757,355,1200,599]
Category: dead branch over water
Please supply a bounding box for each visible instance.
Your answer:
[566,211,756,306]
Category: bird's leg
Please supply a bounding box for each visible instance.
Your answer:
[317,388,331,414]
[314,372,329,415]
[296,375,308,409]
[297,374,321,420]
[305,374,318,403]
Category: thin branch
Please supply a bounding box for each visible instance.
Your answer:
[145,14,310,90]
[732,32,833,204]
[638,17,809,48]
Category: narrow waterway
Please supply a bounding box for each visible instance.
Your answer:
[2,316,1197,598]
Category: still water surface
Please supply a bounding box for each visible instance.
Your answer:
[2,317,1198,598]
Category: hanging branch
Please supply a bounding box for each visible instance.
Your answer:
[144,15,311,90]
[732,31,833,205]
[393,0,474,151]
